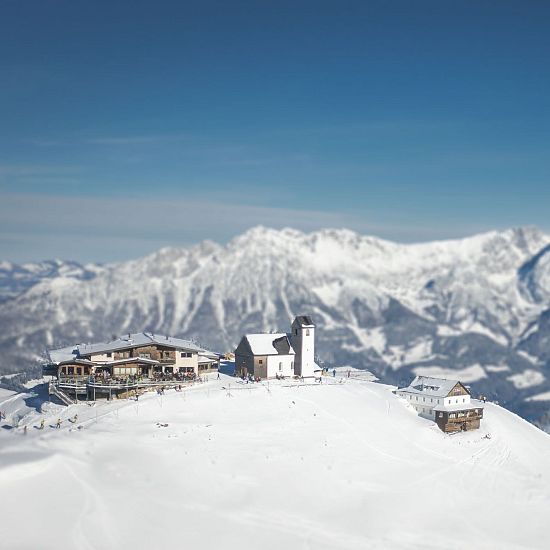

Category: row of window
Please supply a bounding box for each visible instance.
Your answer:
[61,366,89,375]
[404,394,468,405]
[407,394,441,405]
[138,351,193,359]
[98,350,193,359]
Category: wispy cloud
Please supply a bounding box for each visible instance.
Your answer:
[86,133,189,145]
[0,164,81,177]
[0,192,513,263]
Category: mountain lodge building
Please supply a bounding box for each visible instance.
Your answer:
[396,375,484,433]
[47,332,219,378]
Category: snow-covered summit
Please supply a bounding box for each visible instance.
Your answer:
[1,375,549,549]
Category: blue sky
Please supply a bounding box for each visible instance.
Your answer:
[1,0,549,262]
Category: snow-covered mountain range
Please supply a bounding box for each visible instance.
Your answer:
[1,225,550,428]
[0,259,102,302]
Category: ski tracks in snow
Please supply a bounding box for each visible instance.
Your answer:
[64,458,117,550]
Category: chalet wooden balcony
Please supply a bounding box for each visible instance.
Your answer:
[446,412,483,422]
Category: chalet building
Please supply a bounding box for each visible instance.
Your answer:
[396,376,484,433]
[47,332,219,380]
[234,316,318,379]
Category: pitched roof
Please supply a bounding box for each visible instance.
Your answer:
[397,376,465,398]
[49,346,80,364]
[293,315,315,327]
[48,332,214,364]
[244,333,295,356]
[198,352,218,364]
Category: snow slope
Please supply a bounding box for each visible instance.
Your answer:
[1,373,549,550]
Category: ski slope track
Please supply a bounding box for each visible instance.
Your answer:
[1,373,549,550]
[1,225,550,429]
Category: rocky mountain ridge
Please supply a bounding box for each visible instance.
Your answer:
[1,225,550,429]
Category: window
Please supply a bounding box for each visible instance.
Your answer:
[279,362,282,371]
[423,397,425,402]
[295,329,298,336]
[291,361,294,368]
[180,352,192,358]
[106,352,112,358]
[259,359,263,365]
[139,353,151,359]
[450,413,456,418]
[306,329,310,336]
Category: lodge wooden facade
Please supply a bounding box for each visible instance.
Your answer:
[435,406,484,433]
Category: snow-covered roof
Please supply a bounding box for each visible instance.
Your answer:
[244,333,295,356]
[198,352,218,364]
[49,346,80,363]
[433,400,484,413]
[77,333,204,355]
[397,376,465,398]
[48,332,215,364]
[57,358,95,366]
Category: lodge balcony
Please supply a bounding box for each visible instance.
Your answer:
[52,373,198,401]
[436,408,483,433]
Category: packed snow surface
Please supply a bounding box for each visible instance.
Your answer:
[1,373,550,550]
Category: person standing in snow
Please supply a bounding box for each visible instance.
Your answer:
[217,371,220,380]
[55,418,61,429]
[39,419,45,430]
[333,369,336,377]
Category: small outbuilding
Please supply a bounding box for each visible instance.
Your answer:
[234,333,295,379]
[234,316,317,379]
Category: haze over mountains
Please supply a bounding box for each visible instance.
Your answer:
[1,225,550,429]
